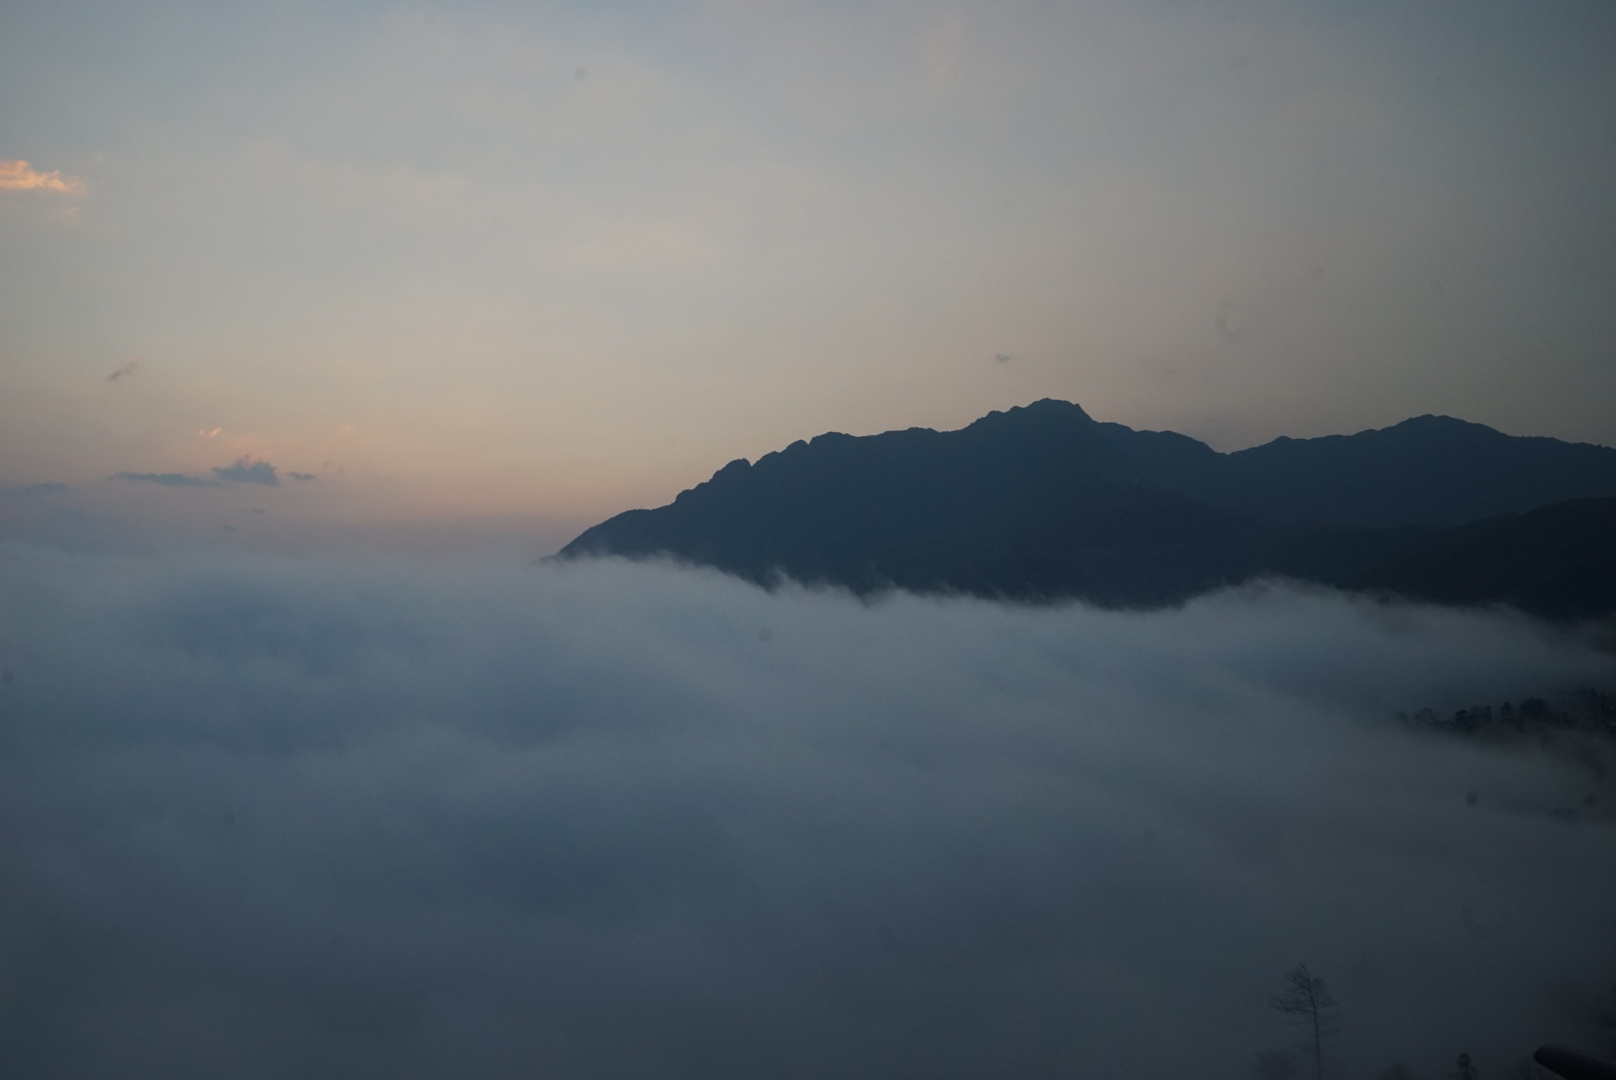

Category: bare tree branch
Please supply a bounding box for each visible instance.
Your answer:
[1271,964,1340,1080]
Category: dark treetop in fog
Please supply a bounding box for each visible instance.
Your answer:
[561,400,1616,618]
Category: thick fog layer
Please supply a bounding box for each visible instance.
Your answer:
[0,544,1612,1079]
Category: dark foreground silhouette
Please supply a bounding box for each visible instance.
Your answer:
[1537,1044,1616,1080]
[559,400,1616,619]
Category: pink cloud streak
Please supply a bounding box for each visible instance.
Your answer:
[0,160,87,194]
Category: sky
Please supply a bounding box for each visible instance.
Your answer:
[1,550,1613,1079]
[3,0,1615,551]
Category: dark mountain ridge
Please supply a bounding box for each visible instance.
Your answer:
[1216,413,1616,527]
[559,401,1616,618]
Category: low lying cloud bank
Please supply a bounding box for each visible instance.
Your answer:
[212,457,281,486]
[106,457,288,491]
[0,545,1612,1079]
[112,471,223,488]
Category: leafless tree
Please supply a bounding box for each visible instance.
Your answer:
[1254,1049,1302,1080]
[1450,1052,1479,1080]
[1271,964,1339,1080]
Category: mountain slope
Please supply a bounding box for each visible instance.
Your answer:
[1338,498,1616,620]
[558,401,1616,616]
[1214,414,1616,527]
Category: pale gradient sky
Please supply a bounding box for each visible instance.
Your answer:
[3,0,1614,551]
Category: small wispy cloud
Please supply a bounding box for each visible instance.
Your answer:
[0,160,87,195]
[200,428,222,438]
[213,458,280,486]
[0,481,68,503]
[111,472,221,489]
[105,360,141,383]
[287,472,317,481]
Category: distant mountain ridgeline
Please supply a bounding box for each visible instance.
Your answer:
[558,400,1616,619]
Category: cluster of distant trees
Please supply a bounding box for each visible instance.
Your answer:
[1253,694,1616,1077]
[1251,965,1616,1080]
[1398,688,1616,739]
[1393,688,1613,818]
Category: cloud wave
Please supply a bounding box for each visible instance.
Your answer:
[0,549,1611,1079]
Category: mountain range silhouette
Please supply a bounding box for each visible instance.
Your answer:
[559,400,1616,619]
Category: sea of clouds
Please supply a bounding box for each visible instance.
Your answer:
[0,542,1612,1079]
